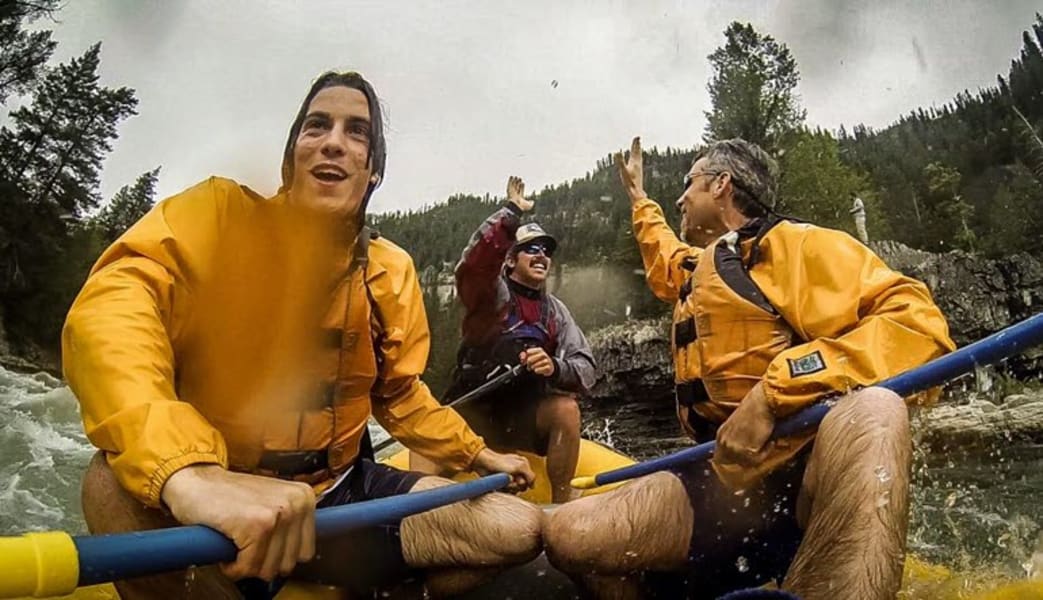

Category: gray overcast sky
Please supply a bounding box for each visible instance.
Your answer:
[35,1,1041,214]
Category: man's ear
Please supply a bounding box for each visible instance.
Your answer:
[506,254,518,269]
[714,171,731,198]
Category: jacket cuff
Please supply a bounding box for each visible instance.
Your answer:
[462,436,488,470]
[502,201,524,217]
[631,196,656,213]
[146,450,227,508]
[550,357,563,382]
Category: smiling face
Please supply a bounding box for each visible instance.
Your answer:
[288,86,374,218]
[676,157,728,246]
[507,240,553,288]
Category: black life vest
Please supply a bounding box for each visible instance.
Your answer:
[456,278,558,386]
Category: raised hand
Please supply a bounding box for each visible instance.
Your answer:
[507,175,534,212]
[613,136,646,205]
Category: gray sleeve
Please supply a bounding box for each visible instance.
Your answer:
[548,297,597,395]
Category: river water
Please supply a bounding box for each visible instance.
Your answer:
[1,365,1040,583]
[577,390,1043,580]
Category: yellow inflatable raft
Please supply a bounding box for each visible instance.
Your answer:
[15,440,1043,600]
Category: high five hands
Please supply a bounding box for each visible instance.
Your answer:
[507,175,533,212]
[614,136,646,205]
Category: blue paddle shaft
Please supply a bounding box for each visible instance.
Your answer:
[593,312,1043,487]
[74,473,510,585]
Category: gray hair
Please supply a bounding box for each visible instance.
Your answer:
[696,139,778,218]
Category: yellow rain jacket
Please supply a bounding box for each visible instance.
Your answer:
[632,198,955,482]
[63,177,485,507]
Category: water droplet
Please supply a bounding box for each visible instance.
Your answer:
[876,490,891,508]
[874,465,892,483]
[736,556,749,573]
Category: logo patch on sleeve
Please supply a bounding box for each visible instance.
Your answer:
[787,351,826,377]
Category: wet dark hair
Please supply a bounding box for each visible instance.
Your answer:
[280,71,387,219]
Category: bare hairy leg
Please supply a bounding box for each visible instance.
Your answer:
[400,476,543,597]
[786,387,912,600]
[535,393,582,503]
[544,471,692,598]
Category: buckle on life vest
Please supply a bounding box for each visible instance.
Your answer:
[675,380,710,407]
[674,317,697,347]
[257,450,329,477]
[675,382,717,443]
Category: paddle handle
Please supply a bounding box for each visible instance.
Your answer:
[72,473,510,586]
[574,312,1043,489]
[373,364,525,454]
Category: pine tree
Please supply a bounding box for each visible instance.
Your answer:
[704,22,806,151]
[94,167,161,243]
[0,43,138,216]
[0,0,59,103]
[0,38,138,350]
[777,128,870,232]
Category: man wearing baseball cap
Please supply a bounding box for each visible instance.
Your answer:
[411,176,596,503]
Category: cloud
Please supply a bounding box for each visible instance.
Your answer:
[37,0,1042,213]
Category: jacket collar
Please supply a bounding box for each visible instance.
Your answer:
[505,275,543,300]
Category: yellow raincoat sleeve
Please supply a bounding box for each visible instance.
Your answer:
[62,179,233,507]
[760,226,956,416]
[367,242,486,471]
[632,198,702,303]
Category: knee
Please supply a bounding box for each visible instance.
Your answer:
[821,387,908,442]
[543,503,588,572]
[543,498,611,573]
[81,451,174,535]
[546,395,581,431]
[484,495,543,564]
[81,452,118,525]
[403,483,541,567]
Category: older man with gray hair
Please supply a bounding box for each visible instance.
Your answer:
[543,137,953,600]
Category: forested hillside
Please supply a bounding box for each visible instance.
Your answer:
[2,6,1041,387]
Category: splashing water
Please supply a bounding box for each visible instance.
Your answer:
[0,365,392,535]
[736,555,749,573]
[578,387,1042,584]
[0,367,95,534]
[1,364,1039,593]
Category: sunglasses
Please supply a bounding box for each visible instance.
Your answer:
[518,242,555,258]
[683,169,760,204]
[683,170,720,190]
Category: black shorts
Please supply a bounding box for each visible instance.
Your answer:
[647,447,810,599]
[450,379,551,455]
[288,459,425,595]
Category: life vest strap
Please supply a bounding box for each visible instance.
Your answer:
[676,381,718,443]
[675,380,710,407]
[257,449,329,477]
[674,317,697,347]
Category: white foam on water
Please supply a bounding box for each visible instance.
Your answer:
[0,366,95,535]
[0,472,65,529]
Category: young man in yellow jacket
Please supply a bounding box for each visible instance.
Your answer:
[544,137,955,600]
[63,71,541,599]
